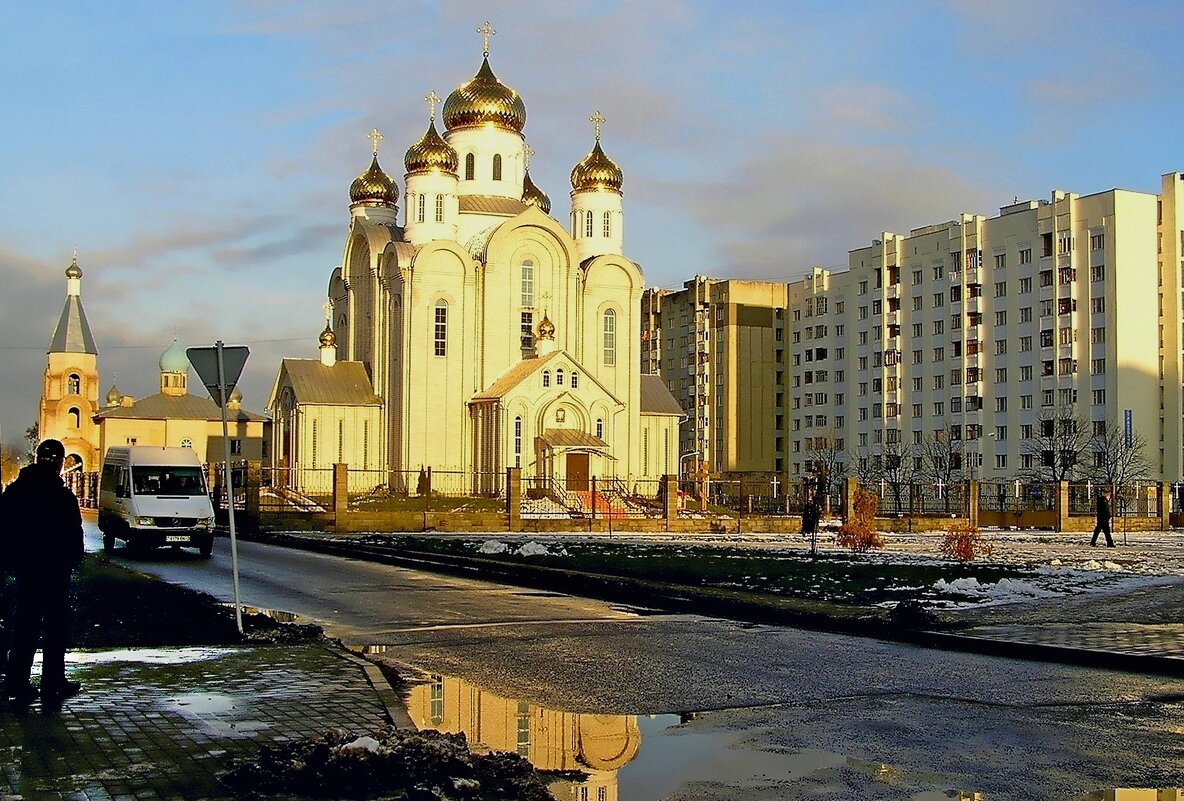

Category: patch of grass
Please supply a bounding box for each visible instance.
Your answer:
[368,535,1034,607]
[70,555,321,647]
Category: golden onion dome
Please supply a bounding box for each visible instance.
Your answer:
[349,155,398,208]
[521,169,551,214]
[570,140,623,194]
[443,57,526,133]
[537,313,556,340]
[65,253,83,279]
[405,120,459,177]
[319,323,337,348]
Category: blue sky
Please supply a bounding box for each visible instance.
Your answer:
[2,0,1182,445]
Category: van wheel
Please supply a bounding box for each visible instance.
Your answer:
[199,540,213,559]
[102,533,115,552]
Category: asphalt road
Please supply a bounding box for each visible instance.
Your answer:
[84,523,1184,800]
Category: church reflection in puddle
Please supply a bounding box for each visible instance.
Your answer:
[405,672,637,800]
[399,668,1181,801]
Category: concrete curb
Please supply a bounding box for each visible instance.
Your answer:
[333,647,416,730]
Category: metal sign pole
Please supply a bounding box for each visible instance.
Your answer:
[217,341,244,634]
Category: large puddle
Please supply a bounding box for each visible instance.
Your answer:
[398,669,1181,800]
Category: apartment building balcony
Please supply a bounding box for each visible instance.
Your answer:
[886,284,900,300]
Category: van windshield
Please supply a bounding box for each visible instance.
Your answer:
[132,466,207,496]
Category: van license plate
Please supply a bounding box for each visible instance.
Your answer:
[165,535,189,543]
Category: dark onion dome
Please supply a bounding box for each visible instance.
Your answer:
[349,155,399,208]
[521,168,551,213]
[65,252,83,279]
[570,139,623,194]
[105,383,121,406]
[319,322,337,348]
[443,57,526,133]
[405,120,459,177]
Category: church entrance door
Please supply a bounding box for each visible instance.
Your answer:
[565,453,590,492]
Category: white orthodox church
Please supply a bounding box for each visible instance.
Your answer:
[272,25,681,492]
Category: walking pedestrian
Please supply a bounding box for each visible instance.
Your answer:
[801,476,820,538]
[0,439,85,706]
[1091,488,1115,548]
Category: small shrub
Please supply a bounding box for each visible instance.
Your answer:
[837,486,884,553]
[941,520,992,562]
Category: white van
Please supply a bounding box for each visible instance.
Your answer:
[98,446,216,557]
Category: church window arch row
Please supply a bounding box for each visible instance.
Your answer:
[492,154,503,181]
[464,153,475,181]
[67,373,81,395]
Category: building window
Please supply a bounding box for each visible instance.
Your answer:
[67,407,80,429]
[464,153,475,181]
[521,260,534,307]
[433,301,448,357]
[596,418,604,439]
[585,210,594,238]
[542,370,551,388]
[603,211,611,238]
[521,311,534,349]
[556,368,565,386]
[231,439,242,455]
[514,416,522,468]
[571,372,579,389]
[492,154,503,181]
[435,194,444,223]
[67,373,81,395]
[603,309,617,366]
[180,438,192,448]
[417,193,425,223]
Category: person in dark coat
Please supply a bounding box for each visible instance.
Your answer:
[801,477,821,538]
[1,439,85,705]
[1091,488,1114,547]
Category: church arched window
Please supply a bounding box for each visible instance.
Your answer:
[180,438,193,449]
[67,373,81,395]
[585,210,594,238]
[68,407,80,429]
[514,416,522,468]
[435,194,444,223]
[433,301,448,357]
[417,194,425,223]
[570,372,579,389]
[492,154,503,181]
[602,309,617,366]
[464,153,475,181]
[556,368,564,386]
[603,211,611,238]
[596,418,604,439]
[521,260,534,307]
[542,371,550,388]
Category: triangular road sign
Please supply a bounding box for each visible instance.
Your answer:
[187,344,250,408]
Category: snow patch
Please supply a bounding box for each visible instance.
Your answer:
[340,736,382,753]
[477,540,509,554]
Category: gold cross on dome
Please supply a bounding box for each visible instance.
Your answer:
[424,91,441,121]
[477,20,495,57]
[589,110,605,141]
[368,128,383,156]
[524,144,535,170]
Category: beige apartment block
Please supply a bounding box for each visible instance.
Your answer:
[642,277,788,479]
[786,173,1184,483]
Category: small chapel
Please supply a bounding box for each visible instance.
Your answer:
[283,23,681,491]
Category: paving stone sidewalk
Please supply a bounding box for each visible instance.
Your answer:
[0,643,392,800]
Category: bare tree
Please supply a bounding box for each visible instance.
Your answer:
[919,427,965,513]
[879,437,920,515]
[1,442,23,485]
[851,448,877,485]
[1089,418,1152,488]
[1022,404,1091,482]
[804,428,847,510]
[23,421,39,463]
